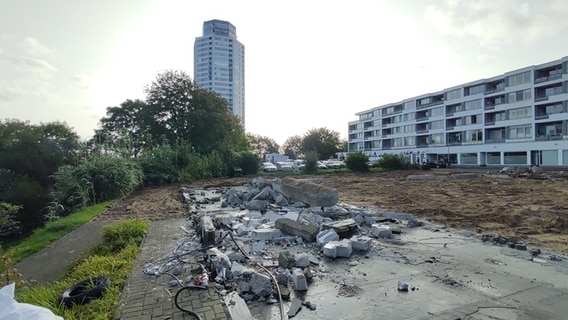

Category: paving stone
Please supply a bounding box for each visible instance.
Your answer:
[117,219,229,320]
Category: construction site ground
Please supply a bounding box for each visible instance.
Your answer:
[98,168,568,255]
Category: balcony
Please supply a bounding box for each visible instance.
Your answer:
[535,114,549,120]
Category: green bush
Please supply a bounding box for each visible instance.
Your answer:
[345,151,370,172]
[51,155,142,214]
[303,152,318,173]
[237,151,260,175]
[378,154,407,170]
[92,219,149,255]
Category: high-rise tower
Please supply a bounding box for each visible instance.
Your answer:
[194,19,245,127]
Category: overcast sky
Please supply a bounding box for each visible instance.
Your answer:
[1,0,568,144]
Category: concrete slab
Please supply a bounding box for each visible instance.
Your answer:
[252,226,568,320]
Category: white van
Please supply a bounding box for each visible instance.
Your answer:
[292,159,306,170]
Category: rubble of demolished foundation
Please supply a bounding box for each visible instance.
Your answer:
[141,176,565,319]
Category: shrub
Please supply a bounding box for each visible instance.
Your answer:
[92,219,149,255]
[237,151,260,175]
[345,151,370,172]
[303,152,318,173]
[378,154,407,170]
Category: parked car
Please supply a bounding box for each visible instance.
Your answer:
[276,162,293,171]
[261,162,277,172]
[316,161,328,169]
[423,160,449,169]
[324,160,345,169]
[292,159,306,170]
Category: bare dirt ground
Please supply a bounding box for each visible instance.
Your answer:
[97,169,568,254]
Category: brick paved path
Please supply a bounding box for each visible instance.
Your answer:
[116,218,230,320]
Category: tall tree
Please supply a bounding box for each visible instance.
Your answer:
[0,120,80,234]
[282,135,303,159]
[94,99,152,157]
[301,127,342,160]
[246,133,280,160]
[143,70,247,153]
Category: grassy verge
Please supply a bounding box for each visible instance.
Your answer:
[0,201,114,267]
[15,219,149,320]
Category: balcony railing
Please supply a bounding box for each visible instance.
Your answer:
[535,114,549,120]
[485,121,495,126]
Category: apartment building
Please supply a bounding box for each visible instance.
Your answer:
[194,19,245,127]
[348,56,568,166]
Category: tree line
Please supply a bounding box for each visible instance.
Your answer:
[0,70,345,239]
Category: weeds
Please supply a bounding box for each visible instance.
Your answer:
[15,219,149,320]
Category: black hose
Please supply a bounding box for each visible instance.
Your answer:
[174,285,207,320]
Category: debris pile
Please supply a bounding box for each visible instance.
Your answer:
[146,177,435,318]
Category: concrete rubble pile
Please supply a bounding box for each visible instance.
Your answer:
[173,177,427,318]
[143,176,568,319]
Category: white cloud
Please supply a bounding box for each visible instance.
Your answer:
[18,37,51,56]
[423,0,568,45]
[19,56,57,76]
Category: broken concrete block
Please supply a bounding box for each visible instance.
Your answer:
[275,269,290,286]
[291,268,308,291]
[278,251,296,269]
[225,291,255,320]
[201,216,216,246]
[323,239,353,258]
[323,241,338,258]
[251,228,282,241]
[251,272,273,296]
[275,194,289,206]
[370,224,393,239]
[274,218,318,242]
[316,229,339,247]
[335,239,353,257]
[246,199,269,211]
[350,235,372,251]
[295,254,310,268]
[280,177,339,207]
[288,297,303,318]
[322,218,358,238]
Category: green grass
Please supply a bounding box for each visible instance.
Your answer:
[1,201,114,268]
[16,219,149,320]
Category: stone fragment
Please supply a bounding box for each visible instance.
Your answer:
[316,229,339,247]
[274,218,318,242]
[291,268,308,291]
[295,254,310,268]
[280,177,339,207]
[251,241,265,253]
[275,284,290,300]
[370,224,393,239]
[350,235,372,251]
[251,272,273,296]
[322,219,358,238]
[323,239,352,258]
[201,216,216,246]
[278,251,296,269]
[288,297,303,318]
[225,291,255,320]
[251,228,282,241]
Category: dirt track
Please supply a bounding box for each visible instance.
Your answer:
[98,169,568,254]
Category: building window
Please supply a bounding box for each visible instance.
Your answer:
[445,88,461,101]
[507,125,532,139]
[430,106,444,117]
[507,71,531,87]
[508,106,531,120]
[464,99,481,111]
[430,120,444,130]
